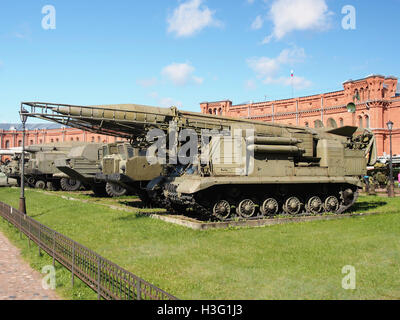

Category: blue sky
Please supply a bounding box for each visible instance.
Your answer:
[0,0,399,122]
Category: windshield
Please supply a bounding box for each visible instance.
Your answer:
[127,146,134,159]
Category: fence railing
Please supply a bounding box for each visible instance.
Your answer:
[0,201,177,300]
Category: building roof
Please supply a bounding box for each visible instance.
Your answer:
[0,123,64,131]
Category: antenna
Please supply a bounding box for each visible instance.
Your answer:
[291,70,294,98]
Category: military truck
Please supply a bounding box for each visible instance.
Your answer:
[22,102,377,220]
[96,142,163,203]
[367,156,400,188]
[54,143,110,195]
[3,153,25,186]
[17,143,87,190]
[94,142,132,197]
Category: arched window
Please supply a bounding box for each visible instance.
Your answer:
[365,115,370,129]
[327,118,338,128]
[360,88,364,101]
[18,140,22,147]
[5,140,10,148]
[30,140,33,145]
[339,118,344,127]
[56,138,59,142]
[218,108,222,115]
[208,109,212,114]
[50,139,54,143]
[314,120,324,128]
[76,137,80,141]
[91,136,95,142]
[358,116,363,128]
[304,122,309,128]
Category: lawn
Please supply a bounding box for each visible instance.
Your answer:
[0,187,399,300]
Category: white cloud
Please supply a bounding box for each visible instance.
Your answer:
[149,92,182,108]
[136,78,158,88]
[162,62,203,86]
[263,0,332,42]
[247,47,311,89]
[247,47,306,79]
[159,97,182,108]
[167,0,222,37]
[245,79,257,90]
[265,76,312,89]
[251,15,264,30]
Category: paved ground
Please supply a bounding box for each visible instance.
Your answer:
[0,231,60,300]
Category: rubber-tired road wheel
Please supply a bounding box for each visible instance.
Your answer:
[60,178,82,191]
[105,182,127,197]
[35,180,46,190]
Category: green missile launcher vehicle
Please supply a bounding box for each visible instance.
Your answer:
[22,102,377,220]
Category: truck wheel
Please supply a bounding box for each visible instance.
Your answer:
[35,180,46,190]
[60,178,82,191]
[106,182,127,197]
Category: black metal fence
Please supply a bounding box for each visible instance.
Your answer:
[0,201,177,300]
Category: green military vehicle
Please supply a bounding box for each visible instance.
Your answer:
[14,143,86,190]
[54,143,109,195]
[366,156,400,188]
[96,142,163,203]
[95,142,131,197]
[3,153,25,186]
[22,102,377,220]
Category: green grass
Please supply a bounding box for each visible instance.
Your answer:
[0,187,400,300]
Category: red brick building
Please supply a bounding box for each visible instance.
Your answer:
[0,124,117,161]
[201,74,400,157]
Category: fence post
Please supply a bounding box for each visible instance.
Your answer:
[38,226,41,256]
[52,230,56,267]
[136,279,141,300]
[19,213,22,239]
[28,221,31,248]
[71,243,75,287]
[97,256,101,300]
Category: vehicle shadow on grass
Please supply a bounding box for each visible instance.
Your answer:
[350,201,387,212]
[118,200,147,209]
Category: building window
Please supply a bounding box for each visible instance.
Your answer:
[51,139,54,143]
[314,120,324,128]
[358,116,363,128]
[18,140,22,147]
[327,118,338,128]
[39,139,43,144]
[97,136,101,142]
[30,140,33,145]
[365,115,370,129]
[339,118,344,127]
[71,138,74,141]
[76,137,79,141]
[56,138,59,142]
[5,140,9,148]
[305,122,309,127]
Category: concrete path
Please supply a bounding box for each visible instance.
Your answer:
[0,231,60,300]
